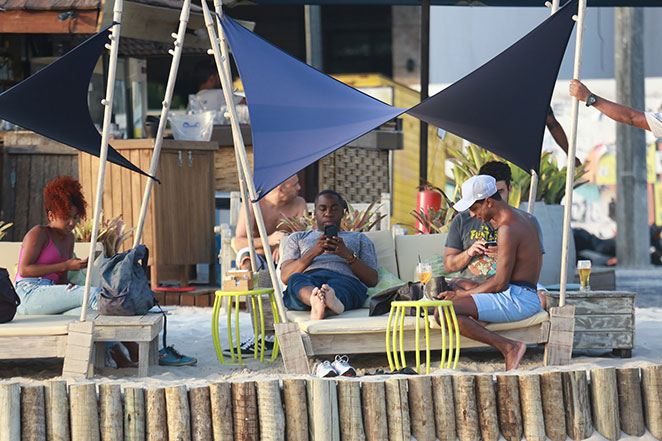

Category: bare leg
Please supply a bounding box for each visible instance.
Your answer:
[320,284,344,316]
[438,295,526,371]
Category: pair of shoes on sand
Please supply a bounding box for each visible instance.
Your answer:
[159,345,197,366]
[314,355,356,378]
[223,335,275,356]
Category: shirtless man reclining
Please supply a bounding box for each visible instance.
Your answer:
[436,175,543,371]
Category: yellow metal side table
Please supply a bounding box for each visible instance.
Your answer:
[212,288,281,364]
[386,300,460,374]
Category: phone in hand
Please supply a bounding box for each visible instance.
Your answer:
[484,240,497,248]
[324,224,339,239]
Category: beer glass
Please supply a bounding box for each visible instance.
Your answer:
[577,260,591,292]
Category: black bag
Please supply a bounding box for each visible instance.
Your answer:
[369,276,448,317]
[99,245,155,316]
[0,268,21,323]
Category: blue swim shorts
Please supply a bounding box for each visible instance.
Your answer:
[470,283,542,323]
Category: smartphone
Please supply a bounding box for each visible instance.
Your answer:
[324,224,339,239]
[484,240,497,247]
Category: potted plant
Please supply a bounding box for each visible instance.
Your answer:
[277,200,386,233]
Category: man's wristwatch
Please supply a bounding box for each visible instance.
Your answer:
[586,93,597,107]
[346,252,358,265]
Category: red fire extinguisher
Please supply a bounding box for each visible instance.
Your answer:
[416,187,441,234]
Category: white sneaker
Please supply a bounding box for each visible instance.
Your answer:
[314,360,338,378]
[331,355,356,377]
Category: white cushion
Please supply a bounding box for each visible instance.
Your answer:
[363,230,397,276]
[0,315,75,337]
[395,233,448,282]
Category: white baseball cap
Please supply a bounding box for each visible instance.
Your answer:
[453,175,498,212]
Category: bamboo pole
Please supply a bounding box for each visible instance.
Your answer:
[232,381,259,441]
[132,0,191,247]
[616,367,645,436]
[282,379,309,441]
[190,386,213,441]
[70,383,100,441]
[408,376,435,441]
[361,380,386,441]
[145,388,167,441]
[0,382,20,441]
[452,375,480,441]
[590,368,620,441]
[558,0,588,305]
[496,375,523,441]
[99,384,123,441]
[308,378,340,441]
[475,375,499,441]
[21,384,46,441]
[124,387,146,441]
[562,370,593,440]
[518,374,546,441]
[540,370,567,441]
[80,0,123,321]
[209,382,234,441]
[165,385,191,441]
[256,380,286,441]
[385,378,411,441]
[641,365,662,439]
[44,380,70,441]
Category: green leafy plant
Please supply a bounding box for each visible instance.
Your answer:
[277,201,386,233]
[401,206,455,235]
[0,221,13,241]
[74,214,135,257]
[446,144,587,206]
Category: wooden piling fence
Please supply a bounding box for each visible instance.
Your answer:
[1,365,662,441]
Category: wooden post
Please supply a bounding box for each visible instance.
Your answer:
[590,368,620,441]
[616,367,645,436]
[544,305,576,366]
[496,375,523,441]
[408,376,435,441]
[190,386,213,441]
[209,382,234,441]
[518,374,546,441]
[256,380,286,441]
[69,383,100,441]
[63,321,95,379]
[386,378,411,441]
[540,372,566,441]
[21,384,46,441]
[44,380,70,441]
[165,385,191,441]
[307,378,340,441]
[641,365,662,439]
[99,384,123,440]
[452,375,479,441]
[145,388,167,441]
[475,375,499,441]
[232,381,259,441]
[361,380,386,440]
[336,380,364,440]
[124,387,146,441]
[0,382,20,441]
[562,370,593,440]
[282,379,308,441]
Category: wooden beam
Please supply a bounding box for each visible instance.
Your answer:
[0,11,98,34]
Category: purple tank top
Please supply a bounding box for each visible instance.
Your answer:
[15,236,68,283]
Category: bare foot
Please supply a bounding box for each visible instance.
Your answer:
[504,341,527,371]
[320,284,344,316]
[310,287,326,320]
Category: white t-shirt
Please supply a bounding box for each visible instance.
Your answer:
[645,112,662,138]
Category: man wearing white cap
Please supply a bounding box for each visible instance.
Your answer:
[436,175,543,371]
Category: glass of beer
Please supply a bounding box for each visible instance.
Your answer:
[577,260,592,292]
[417,262,432,298]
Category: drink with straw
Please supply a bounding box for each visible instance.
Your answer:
[577,260,591,292]
[417,262,432,298]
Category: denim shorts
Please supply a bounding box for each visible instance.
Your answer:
[470,283,542,323]
[15,278,99,315]
[283,270,367,312]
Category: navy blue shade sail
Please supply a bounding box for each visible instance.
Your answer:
[407,0,578,174]
[0,24,153,179]
[219,15,406,200]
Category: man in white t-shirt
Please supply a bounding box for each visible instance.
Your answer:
[570,79,662,138]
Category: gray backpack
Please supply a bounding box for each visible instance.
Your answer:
[99,245,155,316]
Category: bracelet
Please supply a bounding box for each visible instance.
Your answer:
[346,252,358,265]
